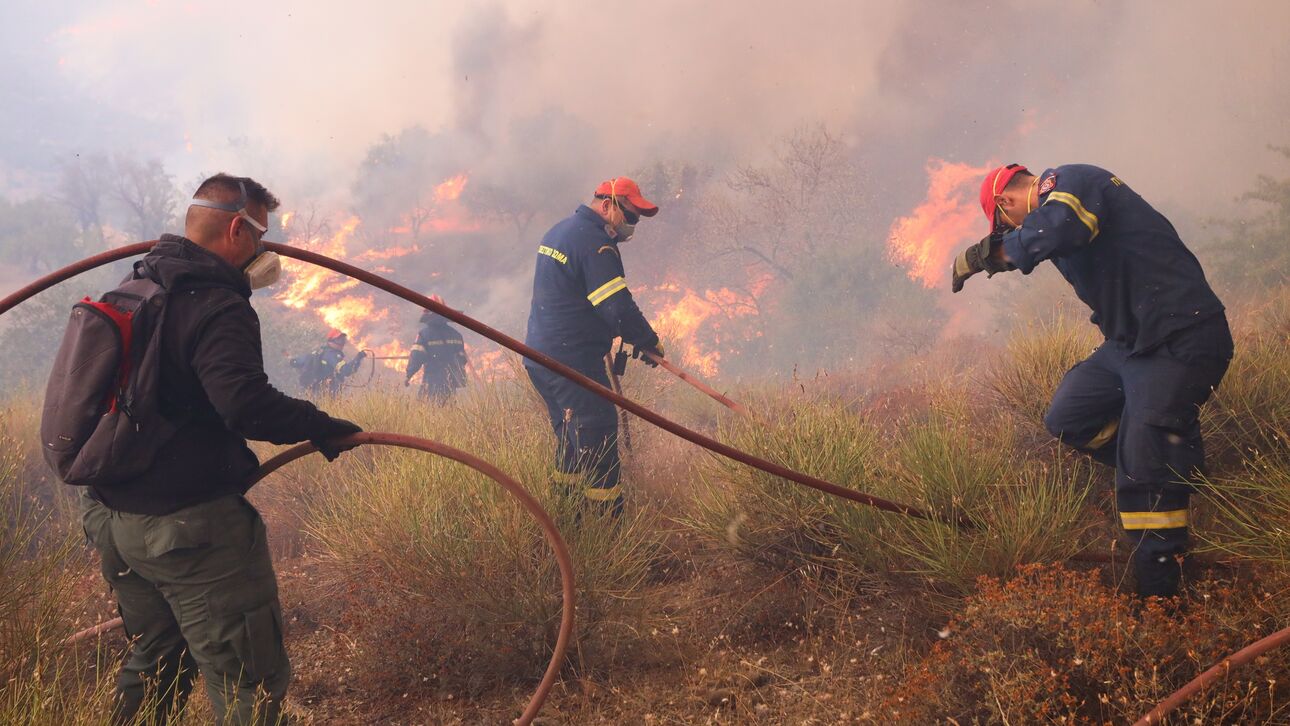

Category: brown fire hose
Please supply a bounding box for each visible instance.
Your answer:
[1132,623,1290,725]
[59,432,575,726]
[0,240,948,526]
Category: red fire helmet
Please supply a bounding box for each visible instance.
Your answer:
[980,164,1029,230]
[326,328,347,341]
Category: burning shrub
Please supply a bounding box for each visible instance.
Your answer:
[300,383,665,694]
[887,564,1290,724]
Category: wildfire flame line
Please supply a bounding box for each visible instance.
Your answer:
[887,159,992,289]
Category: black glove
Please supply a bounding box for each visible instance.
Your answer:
[355,350,368,361]
[951,231,1015,293]
[632,342,664,368]
[311,418,362,462]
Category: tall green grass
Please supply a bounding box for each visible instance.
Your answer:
[686,391,1098,595]
[986,316,1099,431]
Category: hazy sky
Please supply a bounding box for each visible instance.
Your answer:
[2,0,1288,217]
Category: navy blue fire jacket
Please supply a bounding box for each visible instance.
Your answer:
[1001,164,1224,354]
[525,205,660,368]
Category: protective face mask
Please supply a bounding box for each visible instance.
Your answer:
[243,250,282,289]
[615,221,636,242]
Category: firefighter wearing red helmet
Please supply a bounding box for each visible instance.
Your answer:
[951,162,1232,598]
[523,177,665,517]
[290,328,368,395]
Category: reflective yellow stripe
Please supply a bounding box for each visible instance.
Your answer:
[584,485,622,502]
[551,470,584,488]
[1045,191,1100,240]
[587,276,628,306]
[411,344,427,352]
[1120,509,1188,530]
[1086,418,1120,450]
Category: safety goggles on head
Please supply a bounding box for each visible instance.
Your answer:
[189,180,268,235]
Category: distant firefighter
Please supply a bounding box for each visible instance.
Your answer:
[290,329,367,395]
[405,297,468,402]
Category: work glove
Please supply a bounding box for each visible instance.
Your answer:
[951,231,1015,293]
[403,379,411,387]
[312,418,363,462]
[632,342,664,368]
[355,350,368,361]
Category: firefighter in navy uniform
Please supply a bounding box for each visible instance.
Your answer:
[952,163,1233,598]
[524,177,665,516]
[290,329,367,395]
[405,297,468,402]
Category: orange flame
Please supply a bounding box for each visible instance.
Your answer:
[434,174,469,202]
[355,244,419,262]
[465,344,514,382]
[646,278,768,377]
[887,159,992,288]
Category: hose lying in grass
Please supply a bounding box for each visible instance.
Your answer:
[0,241,950,526]
[1132,624,1290,726]
[59,432,575,726]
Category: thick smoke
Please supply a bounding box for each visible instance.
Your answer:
[1,0,1288,377]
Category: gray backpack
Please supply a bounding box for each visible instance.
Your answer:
[40,277,180,487]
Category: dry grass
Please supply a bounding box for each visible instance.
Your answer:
[285,382,669,698]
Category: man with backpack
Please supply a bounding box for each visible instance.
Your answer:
[63,174,362,725]
[290,329,368,395]
[404,298,468,402]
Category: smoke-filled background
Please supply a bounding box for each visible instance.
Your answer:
[2,0,1288,388]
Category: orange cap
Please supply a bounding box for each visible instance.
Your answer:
[594,177,659,217]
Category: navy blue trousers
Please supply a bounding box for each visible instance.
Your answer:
[525,361,623,515]
[1044,315,1232,596]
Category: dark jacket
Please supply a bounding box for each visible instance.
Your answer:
[91,235,354,515]
[1001,164,1226,354]
[524,205,659,368]
[406,316,467,390]
[291,345,365,394]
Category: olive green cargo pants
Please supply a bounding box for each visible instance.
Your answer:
[81,491,289,725]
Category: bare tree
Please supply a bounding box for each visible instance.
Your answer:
[698,125,861,285]
[57,154,112,248]
[110,156,180,241]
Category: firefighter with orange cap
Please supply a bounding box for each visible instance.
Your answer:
[405,295,468,402]
[523,177,665,516]
[289,328,368,395]
[950,162,1232,598]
